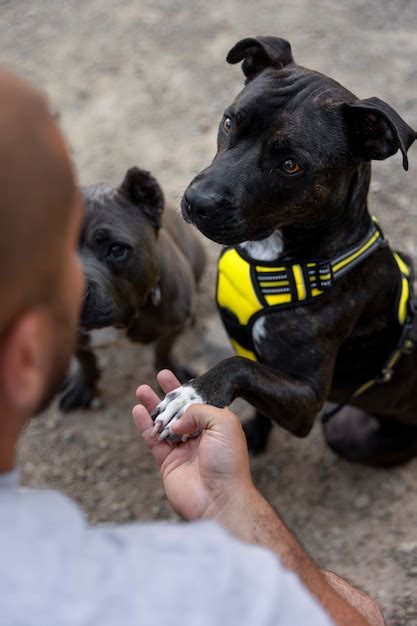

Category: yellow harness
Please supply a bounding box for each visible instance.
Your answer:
[216,219,416,414]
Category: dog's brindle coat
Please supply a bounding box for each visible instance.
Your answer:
[60,167,205,411]
[153,36,417,466]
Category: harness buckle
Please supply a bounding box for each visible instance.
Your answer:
[380,368,393,382]
[397,319,416,355]
[401,337,415,354]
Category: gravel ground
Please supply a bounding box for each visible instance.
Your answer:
[1,1,417,623]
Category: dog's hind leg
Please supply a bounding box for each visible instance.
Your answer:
[59,333,100,412]
[243,412,273,455]
[154,328,196,384]
[323,405,417,467]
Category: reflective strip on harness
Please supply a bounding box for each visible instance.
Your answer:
[292,265,307,301]
[394,252,410,325]
[332,229,382,276]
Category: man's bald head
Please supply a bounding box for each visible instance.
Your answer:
[0,69,79,334]
[0,69,84,464]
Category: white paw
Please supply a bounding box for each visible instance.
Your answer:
[151,385,204,442]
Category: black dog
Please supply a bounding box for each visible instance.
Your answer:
[151,36,417,467]
[60,167,205,411]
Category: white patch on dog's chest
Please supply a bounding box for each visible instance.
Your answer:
[240,231,283,358]
[252,316,269,354]
[240,230,284,261]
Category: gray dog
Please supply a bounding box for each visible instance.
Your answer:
[60,166,205,411]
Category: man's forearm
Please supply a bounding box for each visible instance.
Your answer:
[206,486,383,626]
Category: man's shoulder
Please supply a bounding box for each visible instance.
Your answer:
[0,487,331,625]
[0,485,88,624]
[0,484,85,534]
[0,483,90,560]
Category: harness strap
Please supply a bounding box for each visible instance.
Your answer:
[331,218,384,279]
[254,219,387,307]
[321,251,416,423]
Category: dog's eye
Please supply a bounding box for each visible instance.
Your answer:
[108,244,130,260]
[223,116,232,133]
[280,159,302,174]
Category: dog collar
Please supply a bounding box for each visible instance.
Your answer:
[237,217,387,308]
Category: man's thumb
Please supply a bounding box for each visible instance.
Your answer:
[171,404,225,436]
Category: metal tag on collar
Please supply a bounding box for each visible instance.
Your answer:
[151,282,161,307]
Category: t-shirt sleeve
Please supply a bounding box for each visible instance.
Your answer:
[66,519,333,626]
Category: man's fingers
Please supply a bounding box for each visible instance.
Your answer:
[157,369,181,394]
[132,404,173,467]
[135,371,180,414]
[136,384,161,414]
[132,403,154,434]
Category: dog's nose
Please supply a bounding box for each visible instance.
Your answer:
[182,184,224,220]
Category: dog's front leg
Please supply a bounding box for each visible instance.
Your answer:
[154,327,197,384]
[59,333,100,412]
[152,356,327,441]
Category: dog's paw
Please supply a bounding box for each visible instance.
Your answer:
[151,385,205,442]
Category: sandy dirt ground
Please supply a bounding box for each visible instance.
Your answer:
[1,1,417,623]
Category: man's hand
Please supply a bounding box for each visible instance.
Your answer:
[132,369,254,520]
[133,370,384,626]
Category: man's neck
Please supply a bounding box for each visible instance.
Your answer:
[0,407,24,473]
[0,442,17,473]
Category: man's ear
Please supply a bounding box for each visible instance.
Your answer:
[0,312,48,413]
[119,167,164,228]
[342,97,416,171]
[226,36,294,83]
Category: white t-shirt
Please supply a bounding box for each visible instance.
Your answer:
[0,469,332,626]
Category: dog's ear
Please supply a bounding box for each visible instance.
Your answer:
[119,167,164,228]
[342,97,416,171]
[226,36,294,82]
